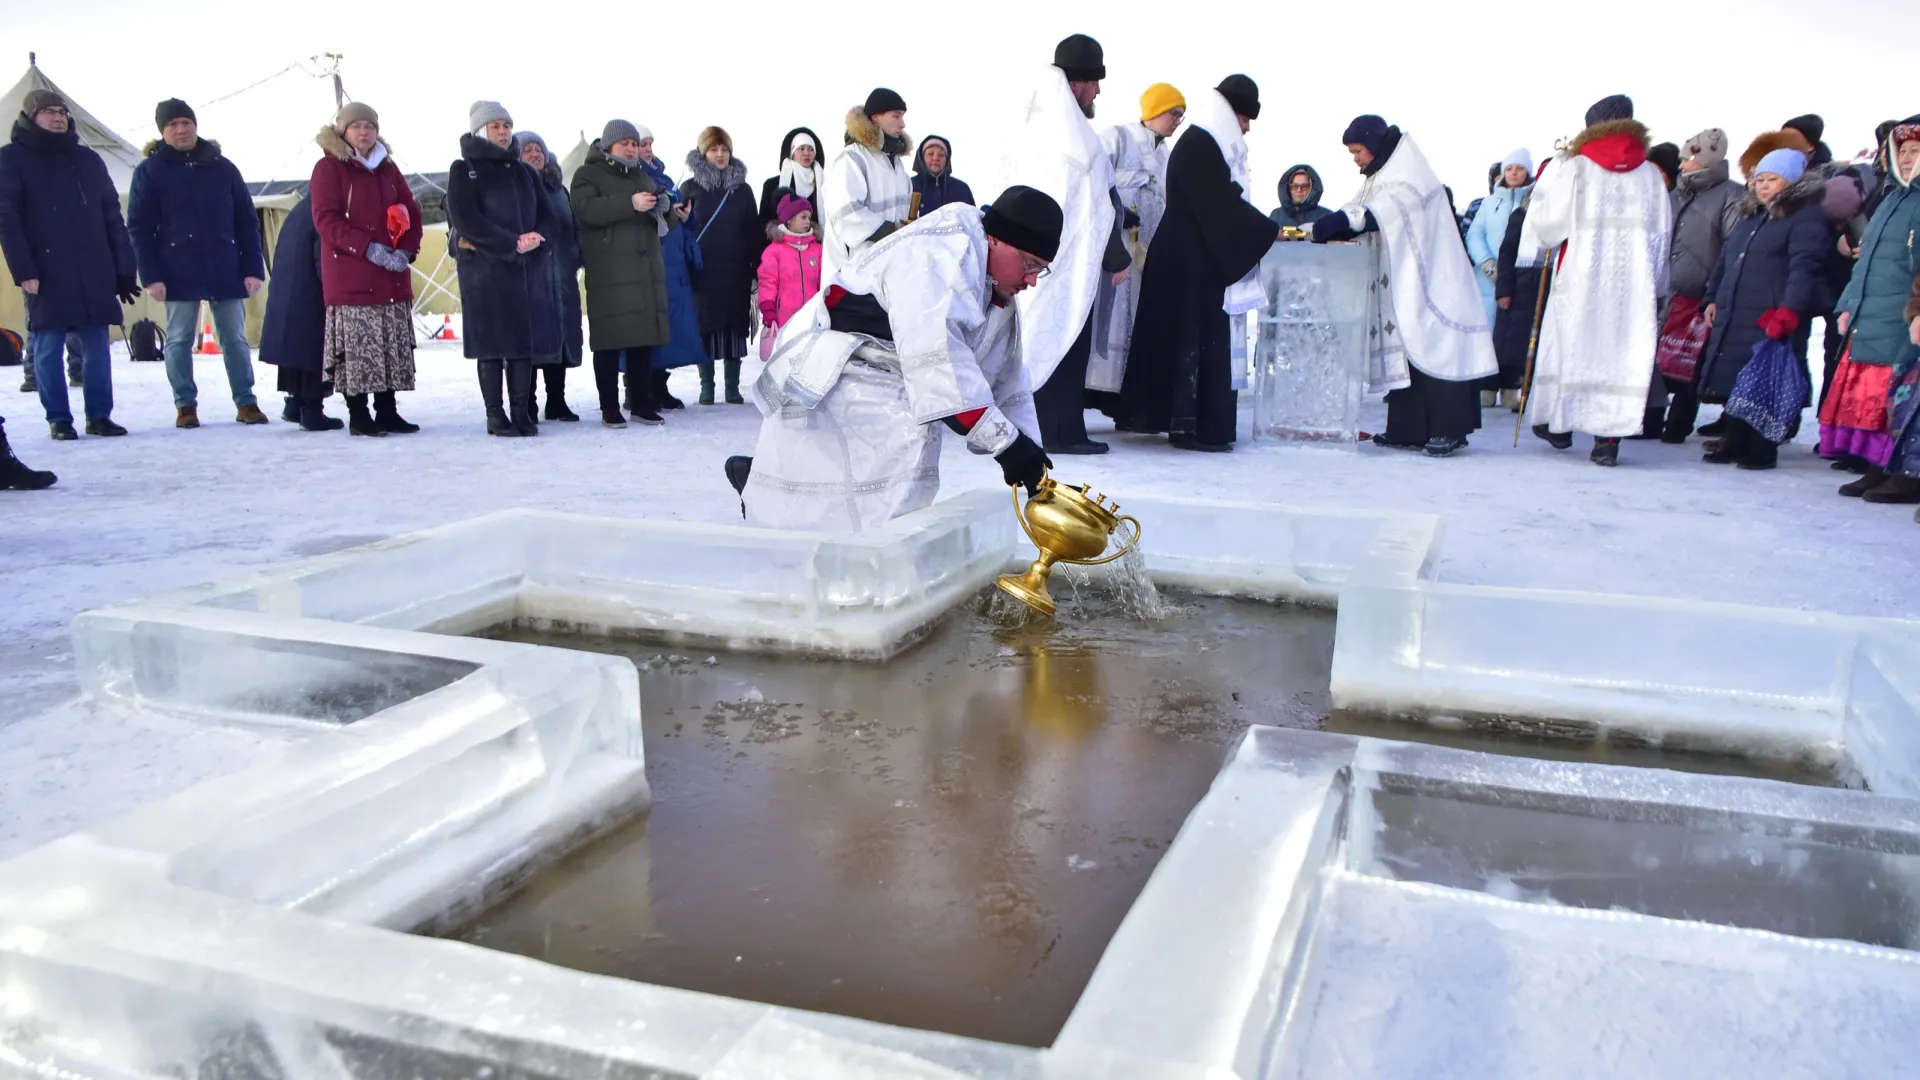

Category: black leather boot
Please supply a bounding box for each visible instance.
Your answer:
[724,358,745,405]
[346,394,385,437]
[479,360,515,436]
[507,359,539,436]
[374,390,418,434]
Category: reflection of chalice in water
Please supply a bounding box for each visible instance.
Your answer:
[995,471,1143,618]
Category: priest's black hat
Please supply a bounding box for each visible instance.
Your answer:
[1053,34,1105,82]
[1216,75,1260,120]
[864,88,907,117]
[984,186,1063,261]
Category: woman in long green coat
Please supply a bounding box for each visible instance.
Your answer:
[571,121,670,425]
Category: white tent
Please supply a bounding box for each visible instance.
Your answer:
[2,56,145,194]
[560,131,591,188]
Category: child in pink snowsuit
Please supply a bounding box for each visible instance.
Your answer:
[756,195,823,361]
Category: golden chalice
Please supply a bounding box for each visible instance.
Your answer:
[995,471,1143,617]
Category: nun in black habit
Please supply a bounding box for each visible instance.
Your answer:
[1116,75,1281,451]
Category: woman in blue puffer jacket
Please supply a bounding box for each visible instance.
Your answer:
[1466,149,1532,401]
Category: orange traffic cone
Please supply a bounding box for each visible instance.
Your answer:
[195,320,220,355]
[437,315,457,341]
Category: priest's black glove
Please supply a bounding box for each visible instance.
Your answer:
[116,276,142,305]
[996,432,1051,495]
[1122,206,1141,230]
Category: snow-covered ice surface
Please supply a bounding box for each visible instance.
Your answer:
[2,340,1917,859]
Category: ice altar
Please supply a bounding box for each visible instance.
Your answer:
[1250,241,1372,445]
[0,490,1917,1076]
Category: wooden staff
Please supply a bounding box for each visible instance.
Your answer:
[1512,249,1557,446]
[906,191,922,223]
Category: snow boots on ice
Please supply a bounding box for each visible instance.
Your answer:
[346,394,385,437]
[374,390,419,434]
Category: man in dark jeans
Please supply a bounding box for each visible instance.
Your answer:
[17,328,84,392]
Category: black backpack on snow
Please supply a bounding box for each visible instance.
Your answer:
[128,318,165,362]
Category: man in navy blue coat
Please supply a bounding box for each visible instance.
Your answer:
[0,89,138,439]
[128,98,268,428]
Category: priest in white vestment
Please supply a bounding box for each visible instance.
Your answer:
[820,88,914,276]
[1311,115,1497,456]
[726,188,1064,533]
[1087,82,1184,400]
[1519,94,1672,466]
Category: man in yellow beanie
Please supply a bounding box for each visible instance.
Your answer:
[1087,85,1185,405]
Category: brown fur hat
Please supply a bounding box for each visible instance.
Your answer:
[1739,129,1812,180]
[697,126,732,155]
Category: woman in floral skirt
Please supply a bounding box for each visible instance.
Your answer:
[309,102,424,436]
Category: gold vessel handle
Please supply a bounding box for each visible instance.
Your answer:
[1008,467,1051,550]
[1072,514,1142,567]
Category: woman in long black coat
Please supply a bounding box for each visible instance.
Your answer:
[258,195,341,430]
[446,108,557,436]
[682,126,761,405]
[515,131,583,421]
[1696,163,1830,468]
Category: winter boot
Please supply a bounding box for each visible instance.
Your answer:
[175,406,200,429]
[1499,387,1522,411]
[346,394,385,437]
[298,398,345,431]
[1423,435,1468,457]
[1702,421,1748,464]
[1862,475,1920,504]
[1831,455,1869,473]
[506,360,539,436]
[84,418,127,437]
[236,404,270,425]
[282,396,300,422]
[19,366,35,393]
[1736,440,1778,471]
[698,361,716,405]
[1626,407,1662,440]
[374,391,419,434]
[1590,437,1621,466]
[655,369,684,409]
[0,422,56,490]
[1697,416,1728,437]
[1840,468,1887,497]
[602,407,628,427]
[725,455,753,519]
[1479,390,1496,408]
[48,420,77,441]
[724,359,745,405]
[1531,424,1573,450]
[541,365,578,421]
[479,360,516,436]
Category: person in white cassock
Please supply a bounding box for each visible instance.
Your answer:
[1519,94,1671,467]
[723,187,1064,533]
[1025,34,1132,456]
[820,88,914,275]
[1311,115,1498,457]
[1086,82,1185,413]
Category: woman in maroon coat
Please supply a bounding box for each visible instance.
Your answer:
[309,102,424,436]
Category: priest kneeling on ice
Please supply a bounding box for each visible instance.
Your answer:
[723,187,1063,532]
[1311,116,1498,457]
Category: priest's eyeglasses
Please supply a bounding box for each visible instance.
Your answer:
[1021,258,1052,281]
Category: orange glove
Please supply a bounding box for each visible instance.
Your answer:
[386,204,410,247]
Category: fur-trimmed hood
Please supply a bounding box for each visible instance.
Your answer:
[315,124,393,164]
[1570,118,1650,156]
[141,137,222,162]
[843,107,910,159]
[1739,129,1814,181]
[683,149,749,191]
[1743,169,1828,220]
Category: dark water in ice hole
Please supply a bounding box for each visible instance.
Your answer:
[460,589,1334,1047]
[451,587,1847,1047]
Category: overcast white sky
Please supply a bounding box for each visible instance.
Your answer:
[7,0,1917,210]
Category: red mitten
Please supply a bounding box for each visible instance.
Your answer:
[1757,307,1800,340]
[386,204,411,247]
